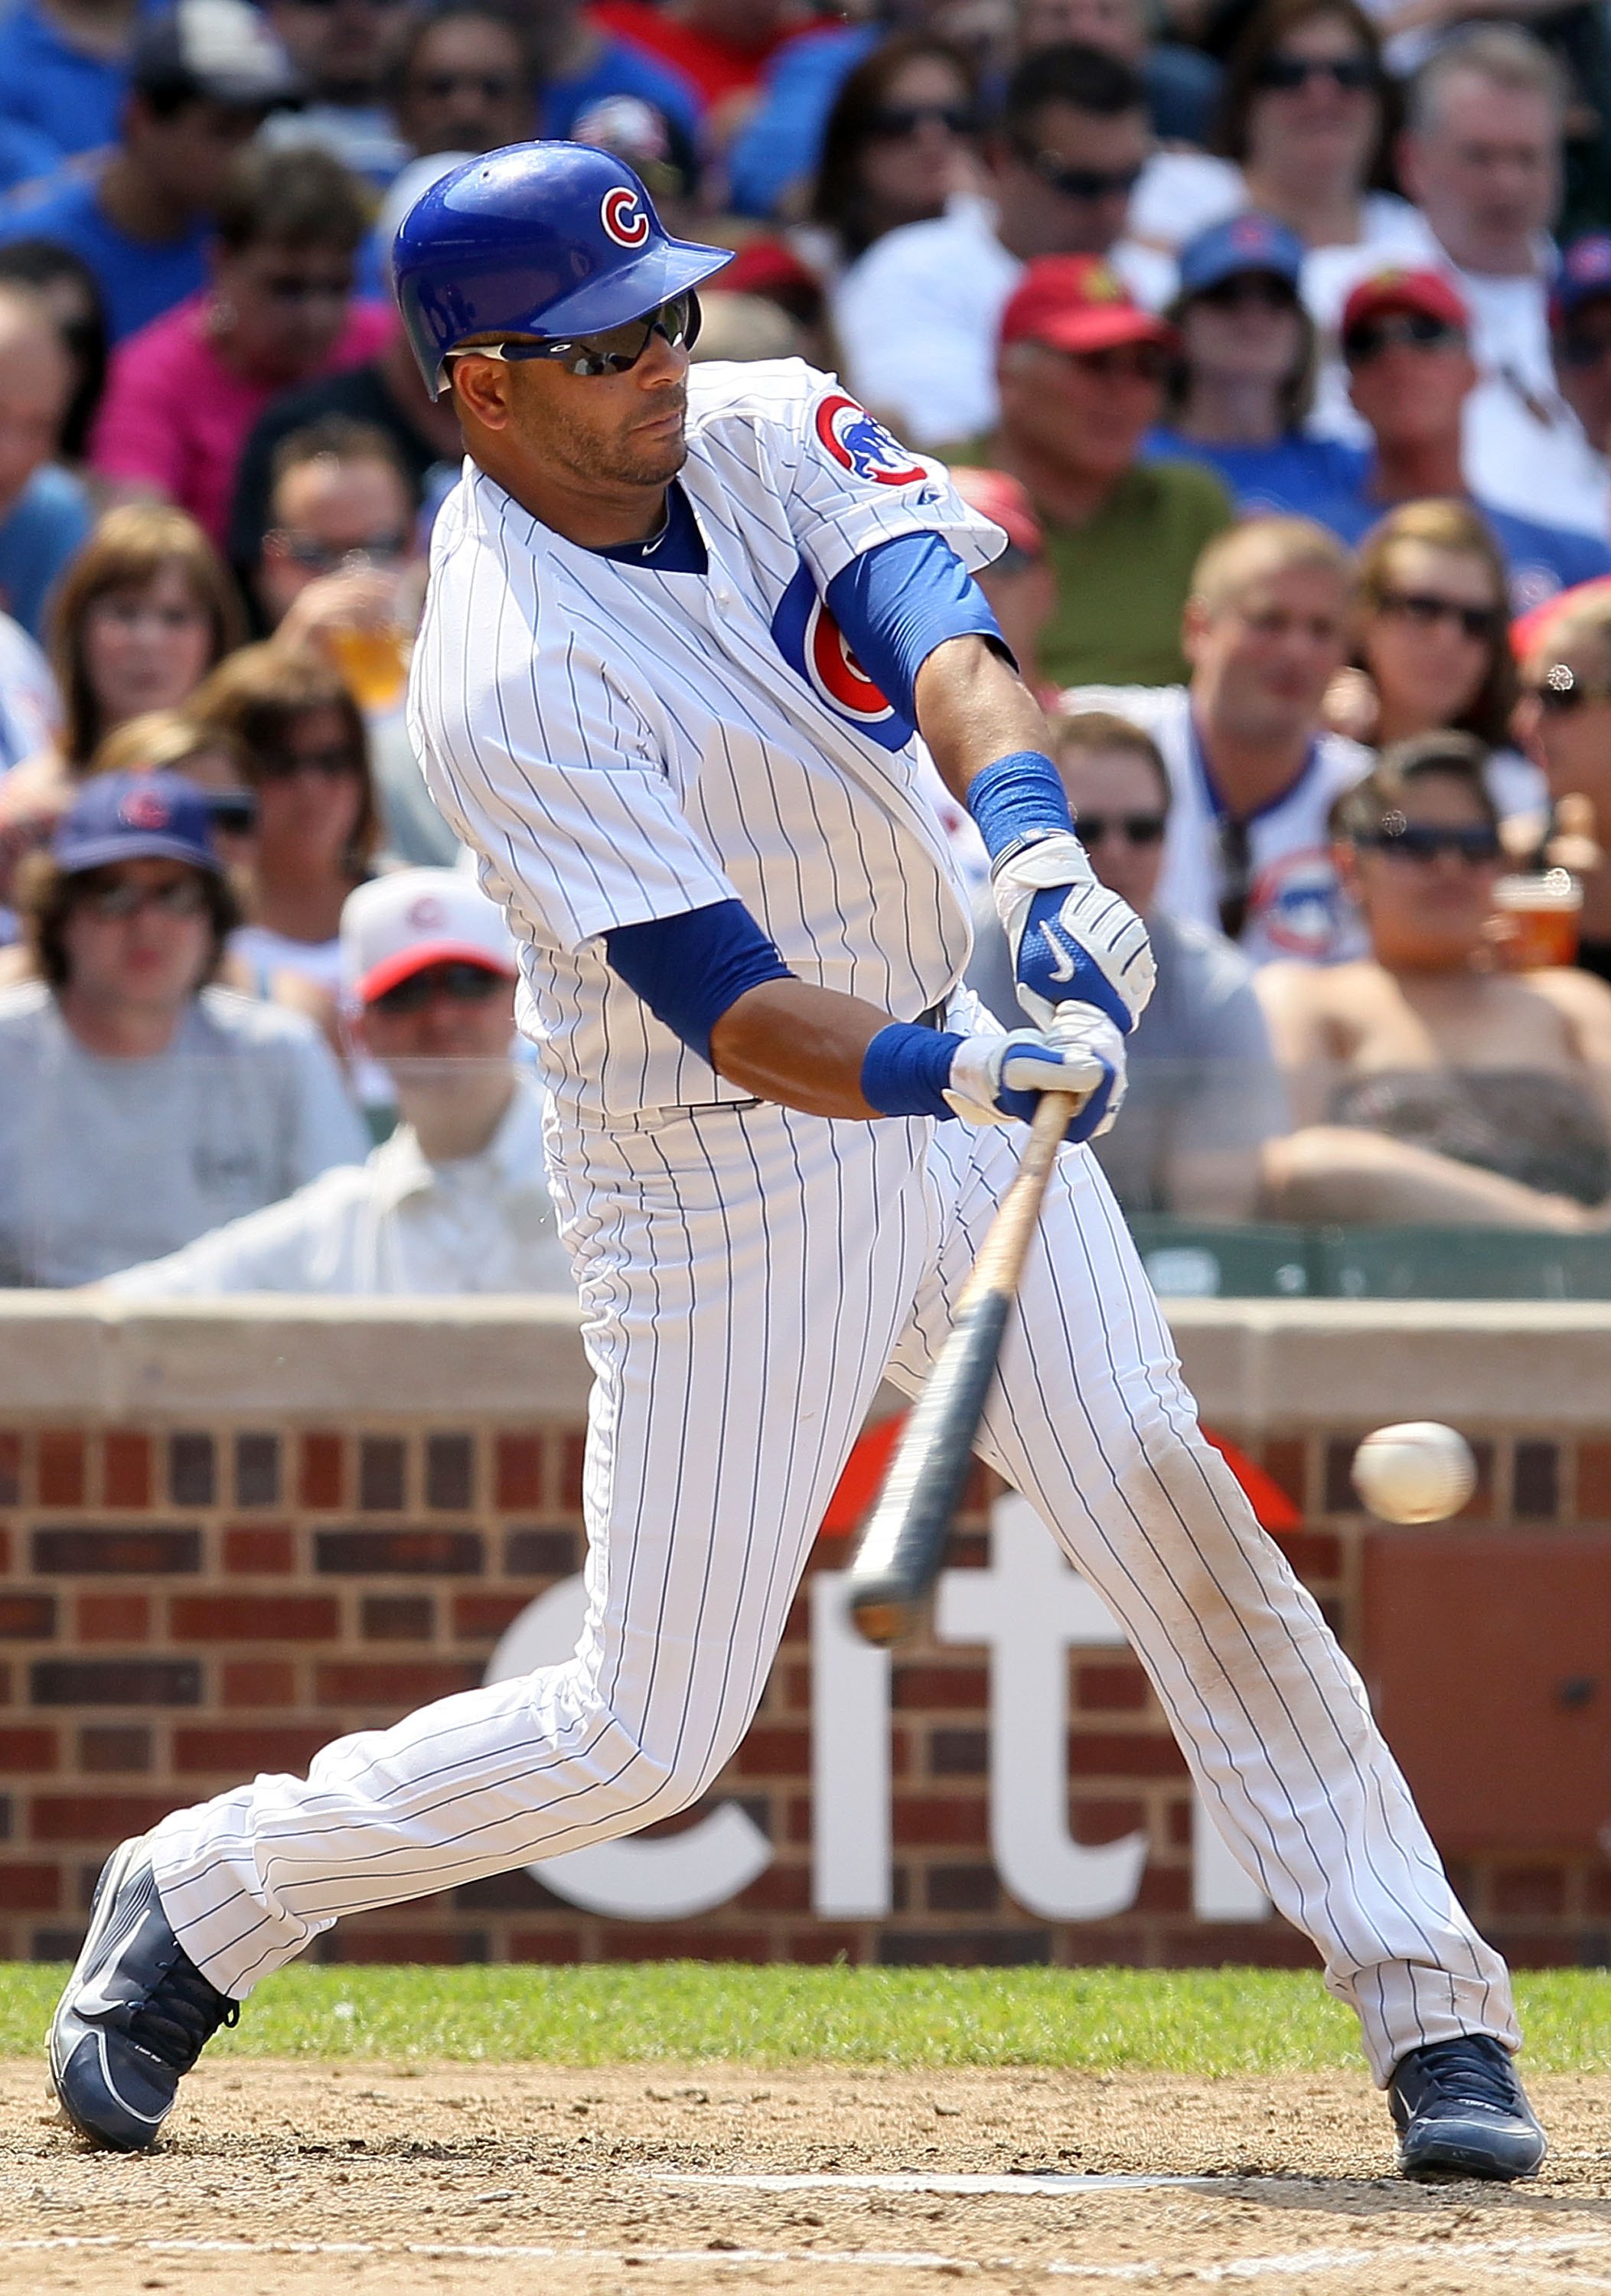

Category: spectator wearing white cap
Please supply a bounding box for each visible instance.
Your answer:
[105,868,569,1295]
[0,769,365,1285]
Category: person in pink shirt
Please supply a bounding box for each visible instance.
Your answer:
[90,143,393,548]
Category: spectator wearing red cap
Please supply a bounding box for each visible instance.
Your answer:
[1260,267,1611,610]
[0,768,364,1284]
[105,866,570,1295]
[943,253,1231,687]
[833,44,1174,448]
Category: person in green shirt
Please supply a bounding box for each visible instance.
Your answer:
[942,252,1233,687]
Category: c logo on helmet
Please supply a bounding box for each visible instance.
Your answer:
[814,391,926,486]
[119,788,170,831]
[600,187,651,249]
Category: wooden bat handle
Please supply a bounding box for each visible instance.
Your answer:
[846,1090,1079,1648]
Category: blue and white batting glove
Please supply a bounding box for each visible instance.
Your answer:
[992,832,1156,1035]
[943,1009,1127,1144]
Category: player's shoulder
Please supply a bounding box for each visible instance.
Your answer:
[685,355,832,440]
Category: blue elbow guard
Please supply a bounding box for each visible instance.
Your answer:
[605,900,793,1065]
[826,531,1003,722]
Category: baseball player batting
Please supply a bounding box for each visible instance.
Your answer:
[50,145,1541,2182]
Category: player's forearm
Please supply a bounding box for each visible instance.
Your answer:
[708,977,889,1117]
[913,635,1054,808]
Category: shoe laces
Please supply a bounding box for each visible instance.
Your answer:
[1406,2035,1520,2114]
[123,1951,240,2073]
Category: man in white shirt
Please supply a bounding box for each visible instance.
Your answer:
[1066,516,1370,964]
[1311,28,1599,532]
[105,866,569,1294]
[832,43,1174,447]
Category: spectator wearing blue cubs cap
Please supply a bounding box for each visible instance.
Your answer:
[1548,233,1611,522]
[0,768,365,1284]
[1149,212,1365,520]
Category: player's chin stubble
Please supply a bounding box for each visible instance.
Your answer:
[540,387,690,491]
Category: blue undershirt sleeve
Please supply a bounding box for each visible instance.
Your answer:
[604,899,794,1068]
[825,530,1008,723]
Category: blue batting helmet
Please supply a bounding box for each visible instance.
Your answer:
[393,142,735,397]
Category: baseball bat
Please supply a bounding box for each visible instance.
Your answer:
[846,1088,1080,1646]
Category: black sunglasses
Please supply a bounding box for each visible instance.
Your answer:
[1377,588,1500,641]
[268,528,410,576]
[1526,663,1611,713]
[866,100,974,138]
[1018,147,1142,201]
[447,291,700,383]
[1255,53,1378,91]
[369,960,507,1015]
[207,791,257,835]
[1343,311,1463,362]
[1355,820,1502,863]
[1075,813,1167,847]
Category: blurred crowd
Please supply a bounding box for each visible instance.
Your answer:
[3,0,1611,1290]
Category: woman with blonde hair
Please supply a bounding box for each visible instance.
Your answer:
[1326,498,1542,820]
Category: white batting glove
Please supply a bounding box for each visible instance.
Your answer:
[992,832,1156,1034]
[943,1009,1127,1143]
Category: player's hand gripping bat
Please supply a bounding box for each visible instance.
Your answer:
[846,1087,1080,1645]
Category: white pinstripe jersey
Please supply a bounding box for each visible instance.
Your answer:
[407,358,1005,1128]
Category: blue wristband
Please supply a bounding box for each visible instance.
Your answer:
[967,749,1074,863]
[861,1021,965,1120]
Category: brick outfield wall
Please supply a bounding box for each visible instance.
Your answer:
[0,1403,1607,1971]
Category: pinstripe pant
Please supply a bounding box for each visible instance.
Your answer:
[149,1091,1516,2082]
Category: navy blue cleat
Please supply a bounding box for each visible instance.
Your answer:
[49,1837,238,2151]
[1389,2034,1547,2180]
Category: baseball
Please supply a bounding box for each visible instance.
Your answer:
[1350,1422,1476,1524]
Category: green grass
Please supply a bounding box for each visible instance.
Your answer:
[5,1964,1611,2075]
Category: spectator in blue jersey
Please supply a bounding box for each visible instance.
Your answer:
[1150,213,1362,516]
[0,0,297,344]
[530,0,703,154]
[0,282,91,641]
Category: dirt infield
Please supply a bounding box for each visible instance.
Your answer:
[4,2060,1611,2294]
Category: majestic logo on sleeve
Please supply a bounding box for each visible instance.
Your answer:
[813,392,927,486]
[770,563,912,753]
[600,186,650,248]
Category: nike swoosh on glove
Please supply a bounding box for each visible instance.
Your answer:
[942,1010,1127,1143]
[993,832,1156,1032]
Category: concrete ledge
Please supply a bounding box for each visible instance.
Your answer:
[0,1293,1605,1428]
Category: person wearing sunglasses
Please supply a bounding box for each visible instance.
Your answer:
[833,41,1174,448]
[1131,0,1420,282]
[1300,268,1611,607]
[259,0,415,188]
[969,708,1287,1216]
[90,142,393,551]
[1516,589,1611,985]
[0,768,365,1286]
[103,866,571,1296]
[1259,732,1611,1230]
[390,5,536,164]
[1325,500,1542,826]
[806,32,981,275]
[188,639,383,1057]
[944,253,1232,687]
